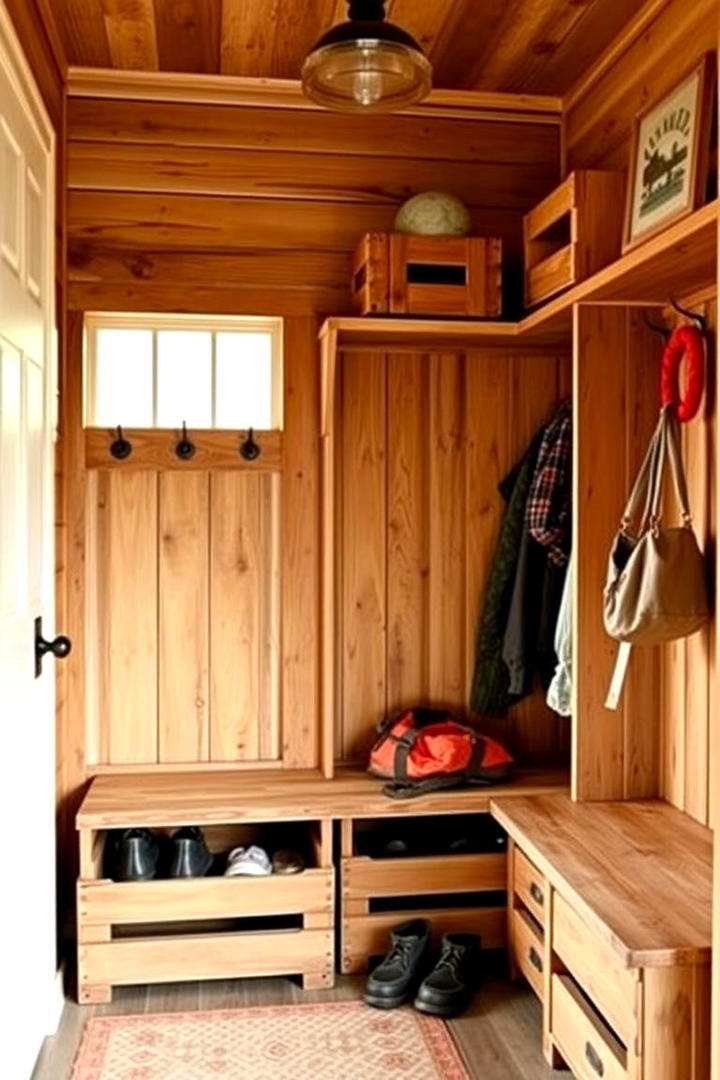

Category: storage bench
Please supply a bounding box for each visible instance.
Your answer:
[76,794,334,1003]
[495,794,713,1080]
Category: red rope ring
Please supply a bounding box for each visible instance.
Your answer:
[660,325,705,422]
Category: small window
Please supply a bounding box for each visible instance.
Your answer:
[84,313,283,429]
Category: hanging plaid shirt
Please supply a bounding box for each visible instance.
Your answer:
[525,403,571,567]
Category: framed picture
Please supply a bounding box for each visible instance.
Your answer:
[623,54,715,252]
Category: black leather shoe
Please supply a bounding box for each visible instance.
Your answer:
[364,919,430,1009]
[169,826,214,878]
[414,934,480,1017]
[113,828,160,881]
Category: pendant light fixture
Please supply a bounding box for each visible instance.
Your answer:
[301,0,432,113]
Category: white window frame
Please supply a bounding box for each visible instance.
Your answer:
[83,311,284,429]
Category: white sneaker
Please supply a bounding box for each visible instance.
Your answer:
[225,845,272,877]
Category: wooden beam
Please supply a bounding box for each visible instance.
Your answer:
[65,66,563,121]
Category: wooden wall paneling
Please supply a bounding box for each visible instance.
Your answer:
[209,471,280,763]
[320,324,338,779]
[340,351,387,762]
[428,353,467,705]
[621,313,663,800]
[282,318,320,770]
[158,471,210,763]
[67,140,556,210]
[66,98,561,166]
[573,306,661,801]
[93,470,159,764]
[464,350,512,723]
[564,0,717,171]
[659,298,717,825]
[573,305,626,799]
[386,352,429,714]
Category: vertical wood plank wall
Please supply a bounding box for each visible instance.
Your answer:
[336,346,572,766]
[573,307,664,802]
[563,0,718,820]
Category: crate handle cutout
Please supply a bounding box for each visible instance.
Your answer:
[405,262,467,286]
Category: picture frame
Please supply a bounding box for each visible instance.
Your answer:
[623,53,716,252]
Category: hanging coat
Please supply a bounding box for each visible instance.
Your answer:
[470,429,544,716]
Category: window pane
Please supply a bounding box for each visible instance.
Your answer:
[215,331,273,429]
[92,328,153,427]
[156,330,212,428]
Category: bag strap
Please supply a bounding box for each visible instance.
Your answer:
[663,408,693,525]
[621,412,664,532]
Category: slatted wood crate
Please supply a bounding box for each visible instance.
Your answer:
[351,232,502,318]
[77,817,334,1002]
[523,170,625,307]
[339,815,507,974]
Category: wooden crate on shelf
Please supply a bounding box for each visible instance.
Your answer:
[351,232,502,318]
[339,816,508,975]
[76,814,335,1003]
[523,170,625,308]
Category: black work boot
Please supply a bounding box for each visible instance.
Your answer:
[364,919,430,1009]
[113,828,160,881]
[414,934,480,1017]
[169,826,214,878]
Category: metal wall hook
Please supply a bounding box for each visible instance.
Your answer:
[175,421,196,460]
[110,425,132,460]
[668,295,707,333]
[643,313,670,340]
[240,428,261,461]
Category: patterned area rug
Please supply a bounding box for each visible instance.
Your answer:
[71,1000,471,1080]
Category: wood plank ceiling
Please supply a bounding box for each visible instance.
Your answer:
[55,0,640,93]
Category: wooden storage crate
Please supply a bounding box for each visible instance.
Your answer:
[523,170,625,307]
[339,815,507,974]
[351,232,502,318]
[77,816,334,1002]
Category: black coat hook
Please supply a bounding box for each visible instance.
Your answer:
[110,425,132,460]
[668,294,707,333]
[643,312,670,340]
[175,421,196,460]
[240,428,261,461]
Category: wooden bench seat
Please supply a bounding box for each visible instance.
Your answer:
[77,765,569,828]
[494,794,713,1079]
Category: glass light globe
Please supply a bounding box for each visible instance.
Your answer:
[302,15,431,113]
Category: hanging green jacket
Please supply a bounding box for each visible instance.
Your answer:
[470,429,545,716]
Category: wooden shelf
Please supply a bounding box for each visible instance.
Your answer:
[521,199,719,336]
[77,765,569,829]
[320,200,719,349]
[492,794,713,968]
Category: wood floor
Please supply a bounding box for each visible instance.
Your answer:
[33,966,555,1080]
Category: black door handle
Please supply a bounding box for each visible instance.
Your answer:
[35,616,72,677]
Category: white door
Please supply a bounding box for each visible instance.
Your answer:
[0,4,59,1077]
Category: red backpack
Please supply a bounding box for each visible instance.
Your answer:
[369,708,513,798]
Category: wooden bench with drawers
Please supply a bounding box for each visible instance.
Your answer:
[76,765,567,1001]
[492,794,713,1080]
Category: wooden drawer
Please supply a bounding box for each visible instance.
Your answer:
[551,974,628,1080]
[552,892,638,1047]
[78,868,334,925]
[342,852,506,899]
[513,908,544,1001]
[514,847,547,926]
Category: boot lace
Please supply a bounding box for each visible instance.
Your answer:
[433,943,465,978]
[386,937,415,966]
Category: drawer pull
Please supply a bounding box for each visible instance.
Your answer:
[585,1041,604,1077]
[528,946,543,973]
[529,881,544,906]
